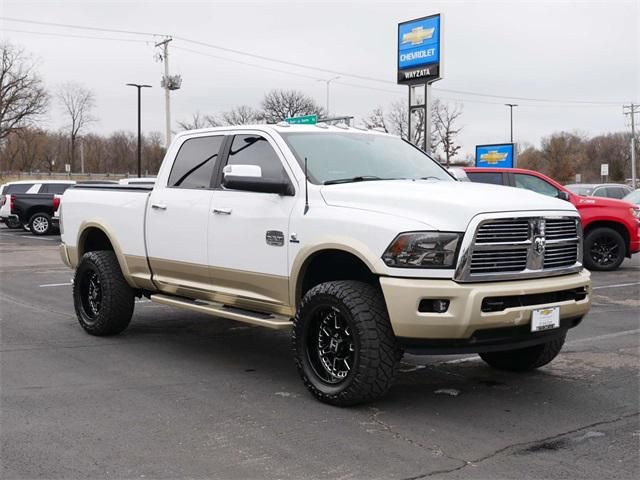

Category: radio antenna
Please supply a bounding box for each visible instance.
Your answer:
[304,157,309,215]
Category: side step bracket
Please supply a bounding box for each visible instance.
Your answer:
[150,294,292,330]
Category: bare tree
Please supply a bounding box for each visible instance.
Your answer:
[432,99,463,167]
[177,111,219,130]
[362,106,387,131]
[222,105,260,125]
[0,43,48,142]
[260,89,325,123]
[58,82,96,171]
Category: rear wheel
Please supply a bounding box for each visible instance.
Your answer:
[479,335,565,371]
[29,212,52,236]
[73,251,134,336]
[5,217,21,229]
[584,227,625,271]
[292,280,401,406]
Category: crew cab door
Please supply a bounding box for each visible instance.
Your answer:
[208,133,297,311]
[146,134,224,292]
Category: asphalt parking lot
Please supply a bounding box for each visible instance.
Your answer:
[1,227,638,480]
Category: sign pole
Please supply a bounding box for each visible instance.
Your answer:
[425,83,432,154]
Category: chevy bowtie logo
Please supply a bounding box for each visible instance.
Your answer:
[401,26,435,46]
[480,150,508,164]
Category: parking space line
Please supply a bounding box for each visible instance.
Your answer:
[39,282,72,287]
[592,282,640,290]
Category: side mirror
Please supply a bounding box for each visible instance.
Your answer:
[222,164,294,195]
[557,191,570,201]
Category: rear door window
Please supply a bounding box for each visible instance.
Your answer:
[5,183,33,194]
[466,171,505,186]
[514,174,559,197]
[41,183,73,194]
[605,187,628,199]
[168,135,224,189]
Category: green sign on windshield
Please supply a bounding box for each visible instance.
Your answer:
[285,114,317,125]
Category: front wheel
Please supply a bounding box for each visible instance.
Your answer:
[584,227,625,271]
[479,335,565,372]
[29,212,52,236]
[292,280,401,406]
[73,251,135,336]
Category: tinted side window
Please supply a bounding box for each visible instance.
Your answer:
[606,187,627,199]
[592,188,607,198]
[41,183,72,194]
[466,172,504,186]
[514,174,559,197]
[168,136,224,189]
[5,183,33,194]
[226,135,286,181]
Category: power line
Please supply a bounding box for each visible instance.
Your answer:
[1,27,151,43]
[0,16,164,38]
[1,16,635,106]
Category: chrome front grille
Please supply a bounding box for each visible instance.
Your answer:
[455,214,582,282]
[475,219,530,243]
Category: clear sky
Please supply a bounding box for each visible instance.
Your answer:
[1,0,638,157]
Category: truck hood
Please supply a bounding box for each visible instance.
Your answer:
[572,194,635,210]
[320,180,576,231]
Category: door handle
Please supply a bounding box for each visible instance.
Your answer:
[212,207,232,215]
[151,203,167,210]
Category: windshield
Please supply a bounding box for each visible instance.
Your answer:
[623,189,640,204]
[280,132,454,185]
[565,185,594,196]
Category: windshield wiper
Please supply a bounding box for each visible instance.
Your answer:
[324,176,384,185]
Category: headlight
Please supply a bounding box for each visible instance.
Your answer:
[382,232,462,268]
[630,207,640,220]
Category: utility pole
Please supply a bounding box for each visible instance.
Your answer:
[126,83,152,177]
[623,103,638,188]
[505,104,518,143]
[156,37,173,149]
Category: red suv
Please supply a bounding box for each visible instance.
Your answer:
[464,167,640,271]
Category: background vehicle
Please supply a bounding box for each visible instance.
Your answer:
[464,167,640,271]
[60,125,591,405]
[118,177,157,185]
[565,183,633,199]
[10,193,60,235]
[623,189,640,205]
[1,180,74,229]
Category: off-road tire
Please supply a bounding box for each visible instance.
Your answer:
[584,227,626,271]
[292,280,401,406]
[29,212,52,236]
[479,335,566,371]
[73,251,134,336]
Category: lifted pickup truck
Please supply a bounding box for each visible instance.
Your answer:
[60,125,591,405]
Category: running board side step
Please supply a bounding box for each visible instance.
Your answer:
[149,294,292,330]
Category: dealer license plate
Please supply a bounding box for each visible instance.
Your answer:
[531,307,560,332]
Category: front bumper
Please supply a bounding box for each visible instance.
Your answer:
[380,270,591,343]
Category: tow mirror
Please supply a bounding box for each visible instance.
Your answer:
[222,164,294,195]
[558,191,570,201]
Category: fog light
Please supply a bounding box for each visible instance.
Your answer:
[418,299,450,313]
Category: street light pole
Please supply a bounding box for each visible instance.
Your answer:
[126,83,152,177]
[505,103,518,143]
[318,76,340,115]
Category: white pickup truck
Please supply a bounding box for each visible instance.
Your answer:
[60,124,592,405]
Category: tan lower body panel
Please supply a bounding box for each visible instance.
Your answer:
[148,257,293,317]
[380,270,592,339]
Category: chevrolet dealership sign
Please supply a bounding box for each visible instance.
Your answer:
[475,143,516,168]
[397,14,441,85]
